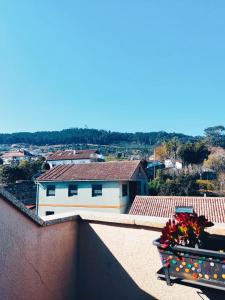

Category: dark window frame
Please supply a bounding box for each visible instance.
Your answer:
[68,184,78,197]
[92,184,102,197]
[122,184,128,197]
[46,211,54,216]
[46,185,55,196]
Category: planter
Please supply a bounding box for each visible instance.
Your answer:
[153,237,225,291]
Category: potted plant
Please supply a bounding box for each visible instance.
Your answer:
[153,210,225,290]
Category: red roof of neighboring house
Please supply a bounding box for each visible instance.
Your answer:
[47,149,100,161]
[129,196,225,224]
[38,160,146,181]
[2,150,32,158]
[26,205,36,210]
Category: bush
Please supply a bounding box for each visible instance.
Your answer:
[149,174,200,196]
[148,179,162,195]
[0,158,47,183]
[196,179,215,191]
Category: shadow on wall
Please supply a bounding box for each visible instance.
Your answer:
[77,222,156,300]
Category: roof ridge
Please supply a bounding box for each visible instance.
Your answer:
[91,160,141,164]
[135,195,225,200]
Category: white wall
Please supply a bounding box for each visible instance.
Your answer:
[37,181,130,216]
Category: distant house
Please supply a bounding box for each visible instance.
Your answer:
[36,160,148,216]
[1,150,33,165]
[165,159,182,170]
[46,149,104,168]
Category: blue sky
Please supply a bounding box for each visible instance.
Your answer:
[0,1,225,136]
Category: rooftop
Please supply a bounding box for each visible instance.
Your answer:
[47,149,100,161]
[0,190,225,300]
[2,150,33,158]
[0,188,224,299]
[129,195,225,223]
[38,160,145,181]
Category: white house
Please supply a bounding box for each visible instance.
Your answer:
[36,160,148,216]
[165,159,182,170]
[1,150,33,165]
[46,149,104,168]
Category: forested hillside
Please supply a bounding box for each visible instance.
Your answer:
[0,128,198,146]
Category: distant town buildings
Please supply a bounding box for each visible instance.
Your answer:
[46,149,104,168]
[36,160,148,216]
[1,150,33,165]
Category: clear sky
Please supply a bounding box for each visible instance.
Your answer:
[0,1,225,136]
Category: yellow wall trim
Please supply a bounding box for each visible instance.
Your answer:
[39,203,126,209]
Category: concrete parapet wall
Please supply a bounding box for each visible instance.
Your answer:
[0,191,225,300]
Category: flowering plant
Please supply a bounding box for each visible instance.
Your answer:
[160,212,214,248]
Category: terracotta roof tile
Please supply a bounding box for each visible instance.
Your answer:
[47,149,100,161]
[129,196,225,224]
[2,150,32,158]
[38,160,143,181]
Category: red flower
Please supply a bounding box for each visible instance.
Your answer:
[160,212,214,247]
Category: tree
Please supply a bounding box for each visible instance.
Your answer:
[42,162,50,171]
[165,139,178,159]
[156,175,199,196]
[205,125,225,148]
[0,157,47,183]
[148,179,162,195]
[0,127,198,146]
[148,174,199,196]
[178,142,210,166]
[204,155,225,173]
[0,166,20,183]
[155,144,167,161]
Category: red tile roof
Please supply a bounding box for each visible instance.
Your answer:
[26,205,36,209]
[47,149,100,161]
[129,196,225,224]
[2,150,32,158]
[38,160,145,181]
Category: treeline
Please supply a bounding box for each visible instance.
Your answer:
[0,128,198,146]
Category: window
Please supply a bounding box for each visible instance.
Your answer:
[68,184,78,196]
[92,184,102,197]
[122,184,128,197]
[46,211,54,216]
[46,185,55,196]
